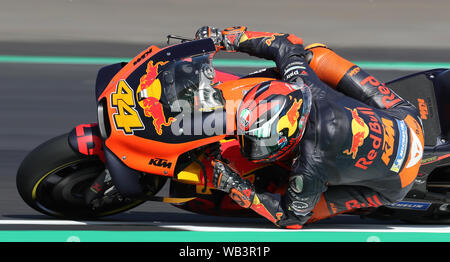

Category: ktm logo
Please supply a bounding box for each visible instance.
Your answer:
[348,66,360,77]
[417,98,429,120]
[149,158,173,169]
[132,47,153,66]
[381,118,395,166]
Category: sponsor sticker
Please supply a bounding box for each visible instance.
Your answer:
[386,201,431,211]
[390,119,408,173]
[405,126,424,168]
[239,108,252,131]
[417,98,429,120]
[381,118,395,166]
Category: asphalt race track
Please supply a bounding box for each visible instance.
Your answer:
[2,41,450,241]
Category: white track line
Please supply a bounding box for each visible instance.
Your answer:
[161,224,450,232]
[0,220,161,226]
[2,219,450,232]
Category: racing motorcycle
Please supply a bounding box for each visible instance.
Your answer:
[16,37,450,224]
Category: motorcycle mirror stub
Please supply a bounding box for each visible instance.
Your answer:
[167,34,195,45]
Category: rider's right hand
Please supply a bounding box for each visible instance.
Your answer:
[211,159,239,193]
[212,159,256,209]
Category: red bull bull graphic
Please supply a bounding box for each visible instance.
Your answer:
[239,31,285,46]
[343,107,370,159]
[136,60,175,135]
[352,107,384,170]
[277,98,303,137]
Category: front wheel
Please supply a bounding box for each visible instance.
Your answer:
[16,133,153,219]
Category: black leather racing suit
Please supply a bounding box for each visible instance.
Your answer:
[215,27,425,228]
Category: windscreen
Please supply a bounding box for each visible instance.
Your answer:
[161,53,224,113]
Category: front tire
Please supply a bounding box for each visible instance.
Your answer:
[16,133,149,219]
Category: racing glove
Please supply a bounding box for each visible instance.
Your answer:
[195,26,223,46]
[212,159,255,208]
[199,26,311,84]
[211,159,310,229]
[195,26,246,51]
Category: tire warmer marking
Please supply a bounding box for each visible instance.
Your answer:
[72,123,106,162]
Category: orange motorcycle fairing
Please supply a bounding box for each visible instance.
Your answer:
[106,133,227,177]
[103,77,274,178]
[96,39,275,178]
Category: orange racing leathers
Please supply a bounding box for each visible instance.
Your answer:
[205,26,424,228]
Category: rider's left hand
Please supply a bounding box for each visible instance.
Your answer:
[195,26,224,48]
[195,26,245,51]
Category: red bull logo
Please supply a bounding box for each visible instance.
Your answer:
[239,32,285,46]
[136,60,175,135]
[343,107,370,159]
[286,98,303,125]
[277,98,303,137]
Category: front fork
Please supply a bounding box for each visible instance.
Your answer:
[68,123,144,198]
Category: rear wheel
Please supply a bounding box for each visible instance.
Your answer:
[16,133,164,219]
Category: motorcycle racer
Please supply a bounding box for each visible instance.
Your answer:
[195,26,425,228]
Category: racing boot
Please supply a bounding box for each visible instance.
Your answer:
[212,160,309,229]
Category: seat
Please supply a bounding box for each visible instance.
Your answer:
[385,68,449,148]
